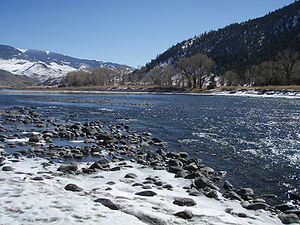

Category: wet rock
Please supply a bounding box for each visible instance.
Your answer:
[184,172,200,179]
[31,176,44,181]
[106,181,116,185]
[110,166,121,171]
[205,189,220,200]
[174,210,193,219]
[173,197,197,207]
[201,166,214,175]
[97,158,110,168]
[135,190,157,197]
[29,134,43,143]
[237,188,254,200]
[162,184,173,190]
[179,152,189,159]
[168,159,183,167]
[167,166,183,174]
[64,183,83,192]
[275,204,295,212]
[175,170,189,178]
[278,213,299,224]
[223,180,234,190]
[237,212,248,218]
[152,137,163,143]
[94,198,120,210]
[194,175,219,190]
[57,163,78,173]
[2,166,14,171]
[244,202,268,210]
[285,210,300,217]
[223,191,243,201]
[289,192,300,201]
[237,188,254,195]
[89,162,103,170]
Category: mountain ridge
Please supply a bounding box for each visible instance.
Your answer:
[144,1,300,76]
[0,44,134,84]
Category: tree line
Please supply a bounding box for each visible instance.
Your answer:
[65,49,299,88]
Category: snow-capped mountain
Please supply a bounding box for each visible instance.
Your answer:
[0,45,134,83]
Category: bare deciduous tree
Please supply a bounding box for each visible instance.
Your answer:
[177,53,215,88]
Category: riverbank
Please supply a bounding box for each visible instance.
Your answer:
[0,106,299,224]
[1,85,300,98]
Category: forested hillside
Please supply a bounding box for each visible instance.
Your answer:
[130,1,300,87]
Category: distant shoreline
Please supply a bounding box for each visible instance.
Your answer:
[1,85,300,98]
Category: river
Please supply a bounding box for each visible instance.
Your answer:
[0,90,299,202]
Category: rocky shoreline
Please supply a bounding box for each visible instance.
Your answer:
[0,106,299,224]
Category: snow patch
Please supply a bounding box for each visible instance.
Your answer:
[0,156,281,225]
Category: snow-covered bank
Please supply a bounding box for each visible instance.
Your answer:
[211,89,300,99]
[0,156,282,225]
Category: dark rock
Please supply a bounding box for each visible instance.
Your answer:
[94,198,120,210]
[275,204,295,212]
[223,191,243,201]
[162,184,173,189]
[237,188,254,197]
[135,190,157,197]
[179,152,189,158]
[237,213,248,218]
[89,162,103,170]
[278,213,299,224]
[285,210,300,217]
[173,197,197,207]
[152,137,163,143]
[2,166,14,171]
[64,183,83,192]
[245,203,268,210]
[124,173,137,179]
[174,210,193,219]
[175,170,189,178]
[167,166,183,174]
[168,159,183,167]
[97,158,110,168]
[184,172,200,179]
[189,191,203,196]
[289,192,300,201]
[106,181,116,185]
[29,134,43,143]
[223,180,234,190]
[57,163,78,173]
[110,166,121,171]
[205,190,220,200]
[200,166,214,175]
[31,176,44,181]
[132,183,143,187]
[194,175,210,189]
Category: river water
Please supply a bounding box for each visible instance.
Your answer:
[0,91,299,202]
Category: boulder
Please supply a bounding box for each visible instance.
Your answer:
[57,163,78,173]
[245,202,268,210]
[2,166,14,171]
[173,197,197,207]
[278,213,299,224]
[64,183,83,192]
[135,190,157,197]
[174,210,193,219]
[94,198,119,210]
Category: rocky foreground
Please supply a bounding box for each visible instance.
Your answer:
[0,106,299,224]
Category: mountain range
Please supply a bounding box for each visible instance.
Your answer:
[0,45,134,86]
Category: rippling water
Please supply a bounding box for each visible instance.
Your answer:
[0,91,299,201]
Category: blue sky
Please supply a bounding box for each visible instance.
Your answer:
[0,0,295,67]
